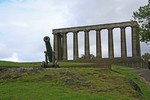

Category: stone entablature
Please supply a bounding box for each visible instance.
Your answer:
[53,21,138,33]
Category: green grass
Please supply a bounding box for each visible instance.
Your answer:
[112,65,150,100]
[0,81,135,100]
[0,60,92,68]
[0,60,41,67]
[0,60,150,100]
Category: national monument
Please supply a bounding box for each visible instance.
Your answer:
[51,21,145,67]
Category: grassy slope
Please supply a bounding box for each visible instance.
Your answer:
[0,60,91,67]
[112,66,150,100]
[0,61,150,100]
[0,60,41,67]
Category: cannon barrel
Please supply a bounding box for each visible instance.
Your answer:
[43,36,52,62]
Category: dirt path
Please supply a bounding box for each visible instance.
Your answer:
[132,69,150,86]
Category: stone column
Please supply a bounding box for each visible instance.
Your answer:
[137,30,141,57]
[58,34,62,60]
[54,34,58,60]
[108,28,114,59]
[121,27,127,58]
[73,31,79,60]
[84,30,90,59]
[131,26,138,57]
[96,29,102,58]
[62,33,67,60]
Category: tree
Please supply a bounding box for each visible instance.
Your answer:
[133,0,150,44]
[141,53,150,62]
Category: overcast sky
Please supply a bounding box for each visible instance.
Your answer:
[0,0,149,62]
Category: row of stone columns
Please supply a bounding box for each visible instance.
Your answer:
[53,22,141,61]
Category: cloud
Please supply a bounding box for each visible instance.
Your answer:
[0,0,149,61]
[1,53,19,62]
[0,43,13,58]
[0,0,72,61]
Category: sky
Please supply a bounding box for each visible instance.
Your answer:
[0,0,149,62]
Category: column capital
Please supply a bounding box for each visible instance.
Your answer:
[60,31,68,35]
[107,27,114,30]
[53,32,58,35]
[61,32,67,36]
[84,30,90,33]
[131,21,139,27]
[73,30,79,34]
[95,29,102,32]
[120,26,126,29]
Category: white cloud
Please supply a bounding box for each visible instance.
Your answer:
[1,53,19,62]
[0,0,72,61]
[0,0,149,61]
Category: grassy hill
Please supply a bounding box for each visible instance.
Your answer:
[0,60,40,67]
[0,60,150,100]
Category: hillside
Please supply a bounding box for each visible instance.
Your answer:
[0,60,150,100]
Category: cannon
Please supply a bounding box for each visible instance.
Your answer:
[41,36,59,68]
